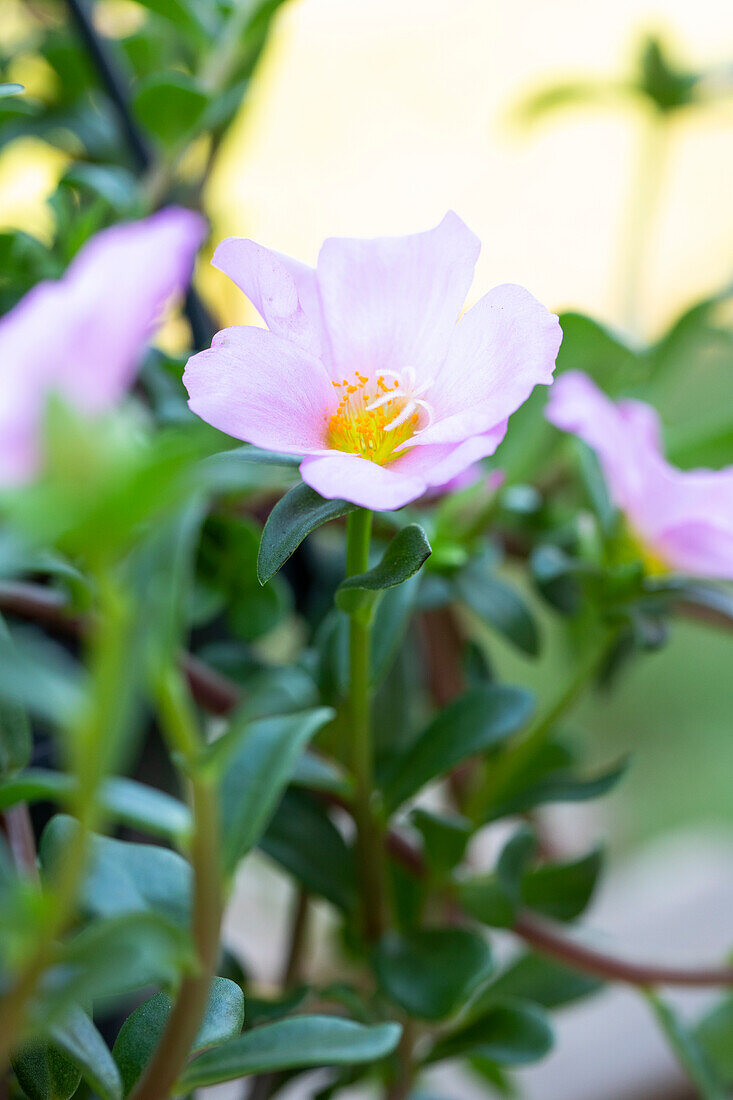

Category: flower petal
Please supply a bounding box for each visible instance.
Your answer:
[300,452,428,510]
[0,206,204,483]
[656,519,733,579]
[316,211,479,380]
[299,426,506,512]
[213,237,325,358]
[184,325,332,454]
[413,284,562,446]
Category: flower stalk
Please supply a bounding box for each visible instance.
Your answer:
[345,509,388,942]
[129,667,222,1100]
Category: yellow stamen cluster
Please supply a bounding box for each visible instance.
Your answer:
[327,372,419,465]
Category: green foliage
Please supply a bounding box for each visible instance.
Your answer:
[455,558,540,656]
[258,483,356,584]
[336,524,432,616]
[373,928,493,1020]
[218,707,334,873]
[177,1016,402,1089]
[113,978,244,1094]
[696,998,733,1084]
[133,73,209,146]
[427,998,553,1066]
[646,992,728,1100]
[382,684,534,811]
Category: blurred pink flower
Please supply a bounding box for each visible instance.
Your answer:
[0,207,205,483]
[546,370,733,579]
[184,213,561,511]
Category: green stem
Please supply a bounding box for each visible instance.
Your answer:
[0,574,131,1068]
[345,509,387,942]
[129,668,222,1100]
[468,627,617,821]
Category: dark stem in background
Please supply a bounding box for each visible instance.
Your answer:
[1,805,39,882]
[62,0,216,349]
[3,581,733,989]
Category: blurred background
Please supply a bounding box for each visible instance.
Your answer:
[1,0,732,1096]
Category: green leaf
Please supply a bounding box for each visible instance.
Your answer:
[260,789,355,911]
[113,978,244,1095]
[646,991,728,1100]
[49,1004,123,1100]
[427,997,553,1066]
[696,998,733,1083]
[291,752,352,799]
[373,928,494,1021]
[521,847,603,921]
[133,73,208,146]
[257,483,356,585]
[39,914,192,1025]
[219,707,334,873]
[455,563,540,656]
[486,753,628,820]
[458,826,536,928]
[410,808,472,878]
[177,1016,402,1090]
[0,771,191,845]
[39,816,191,927]
[485,952,602,1009]
[382,684,534,812]
[0,615,34,776]
[12,1043,81,1100]
[335,525,432,615]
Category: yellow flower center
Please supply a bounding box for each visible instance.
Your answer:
[327,367,433,465]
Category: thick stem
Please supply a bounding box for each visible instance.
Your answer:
[129,670,222,1100]
[0,576,131,1067]
[345,510,387,942]
[1,805,38,883]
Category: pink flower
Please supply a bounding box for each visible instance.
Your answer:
[0,207,205,484]
[183,213,562,511]
[546,371,733,579]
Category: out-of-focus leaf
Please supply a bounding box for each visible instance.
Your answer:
[373,928,493,1021]
[486,952,602,1009]
[178,1016,402,1089]
[336,525,431,616]
[39,816,191,927]
[38,913,193,1025]
[12,1042,81,1100]
[411,808,472,879]
[456,561,540,656]
[291,751,352,799]
[61,164,138,212]
[427,997,553,1066]
[113,978,244,1095]
[521,848,603,921]
[258,483,355,584]
[218,707,334,873]
[487,754,628,820]
[133,73,208,146]
[0,83,25,97]
[696,998,733,1084]
[458,826,536,929]
[513,79,627,126]
[382,685,534,812]
[260,789,355,911]
[0,625,84,725]
[49,1004,123,1100]
[0,771,190,845]
[646,991,728,1100]
[0,616,31,777]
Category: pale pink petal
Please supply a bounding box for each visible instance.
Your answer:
[656,519,733,579]
[315,212,479,381]
[213,238,324,359]
[184,326,332,454]
[300,426,506,511]
[0,206,204,483]
[413,284,562,446]
[545,370,656,518]
[300,452,428,510]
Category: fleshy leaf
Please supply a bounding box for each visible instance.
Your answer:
[113,978,244,1095]
[177,1016,402,1090]
[382,685,534,812]
[335,524,431,616]
[257,483,356,584]
[373,928,493,1021]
